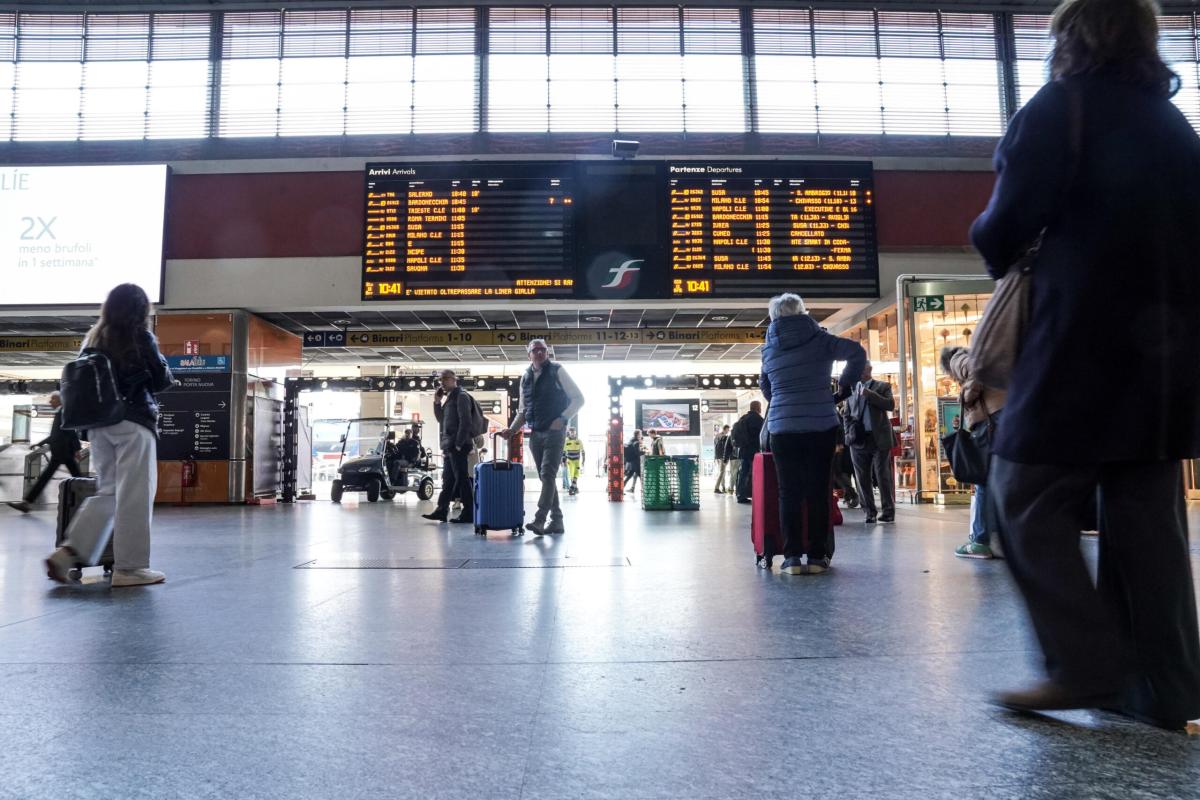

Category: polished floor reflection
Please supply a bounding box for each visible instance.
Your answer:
[1,492,1197,799]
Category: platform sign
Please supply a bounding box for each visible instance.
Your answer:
[0,336,82,352]
[157,373,232,461]
[304,327,766,348]
[166,355,230,373]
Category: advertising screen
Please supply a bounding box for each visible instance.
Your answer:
[0,165,167,306]
[637,398,701,437]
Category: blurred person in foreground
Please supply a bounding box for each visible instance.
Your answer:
[972,0,1200,729]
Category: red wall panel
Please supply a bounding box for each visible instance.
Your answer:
[873,170,997,249]
[165,168,998,260]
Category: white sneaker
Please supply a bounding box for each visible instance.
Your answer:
[111,569,166,588]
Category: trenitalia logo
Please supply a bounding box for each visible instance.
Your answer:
[601,260,643,290]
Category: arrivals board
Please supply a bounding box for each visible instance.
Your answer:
[363,163,575,300]
[360,160,878,301]
[666,162,877,299]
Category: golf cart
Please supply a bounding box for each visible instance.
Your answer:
[330,418,437,503]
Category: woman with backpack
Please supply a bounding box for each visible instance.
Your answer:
[47,283,174,587]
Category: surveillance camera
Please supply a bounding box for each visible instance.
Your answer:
[612,139,640,159]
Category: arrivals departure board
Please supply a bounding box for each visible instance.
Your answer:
[361,160,879,301]
[667,162,877,298]
[363,163,575,300]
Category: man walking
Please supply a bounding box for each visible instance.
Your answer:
[731,400,764,504]
[500,339,584,535]
[422,369,479,524]
[846,362,896,524]
[713,425,733,494]
[7,391,82,512]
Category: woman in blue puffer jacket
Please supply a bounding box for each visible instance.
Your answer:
[760,293,865,576]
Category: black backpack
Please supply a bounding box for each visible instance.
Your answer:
[60,351,126,431]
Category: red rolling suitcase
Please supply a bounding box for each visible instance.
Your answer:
[751,453,839,568]
[751,453,783,568]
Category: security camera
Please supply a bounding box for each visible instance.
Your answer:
[612,139,640,159]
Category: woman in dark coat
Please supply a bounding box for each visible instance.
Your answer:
[971,0,1200,729]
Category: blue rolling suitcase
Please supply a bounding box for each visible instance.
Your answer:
[474,434,524,536]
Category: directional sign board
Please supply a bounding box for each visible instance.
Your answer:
[157,373,232,461]
[912,295,945,313]
[302,327,766,348]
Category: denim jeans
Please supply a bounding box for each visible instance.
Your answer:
[970,482,990,546]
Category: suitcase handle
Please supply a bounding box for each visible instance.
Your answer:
[492,431,512,467]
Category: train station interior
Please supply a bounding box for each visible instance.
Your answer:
[1,0,1199,797]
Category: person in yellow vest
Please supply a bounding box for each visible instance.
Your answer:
[563,428,584,496]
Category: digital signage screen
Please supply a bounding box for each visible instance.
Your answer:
[362,162,576,300]
[1,164,167,306]
[636,398,701,437]
[361,160,879,302]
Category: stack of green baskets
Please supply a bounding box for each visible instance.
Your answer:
[641,456,673,510]
[670,456,700,511]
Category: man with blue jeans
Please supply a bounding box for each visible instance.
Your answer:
[500,339,584,536]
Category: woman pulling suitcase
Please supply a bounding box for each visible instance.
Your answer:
[46,283,174,587]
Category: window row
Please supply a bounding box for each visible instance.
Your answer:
[15,7,1200,142]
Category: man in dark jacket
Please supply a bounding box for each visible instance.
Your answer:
[423,369,476,524]
[8,392,82,512]
[845,362,896,524]
[969,2,1200,728]
[731,401,764,504]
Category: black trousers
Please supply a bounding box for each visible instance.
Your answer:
[850,442,895,517]
[435,447,473,517]
[735,454,754,500]
[771,428,837,560]
[991,457,1200,722]
[24,455,81,503]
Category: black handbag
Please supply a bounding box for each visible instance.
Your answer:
[940,399,994,486]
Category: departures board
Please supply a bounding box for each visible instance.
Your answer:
[361,160,878,302]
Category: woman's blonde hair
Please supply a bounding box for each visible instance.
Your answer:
[1050,0,1177,96]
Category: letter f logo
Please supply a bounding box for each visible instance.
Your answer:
[601,259,643,290]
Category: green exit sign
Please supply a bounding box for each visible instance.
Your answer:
[913,295,945,312]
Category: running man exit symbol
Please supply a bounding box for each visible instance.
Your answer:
[913,295,945,312]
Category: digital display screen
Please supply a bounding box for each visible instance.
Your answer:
[361,160,878,301]
[1,165,166,306]
[667,162,877,299]
[363,162,575,300]
[637,399,701,437]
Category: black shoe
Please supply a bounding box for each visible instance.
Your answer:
[7,500,31,513]
[879,514,895,523]
[864,516,877,524]
[422,512,448,522]
[449,515,472,524]
[993,681,1120,714]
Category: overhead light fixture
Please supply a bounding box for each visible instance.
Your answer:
[584,315,605,322]
[458,317,478,324]
[702,378,711,387]
[713,378,722,387]
[334,319,353,327]
[408,380,417,388]
[711,315,730,322]
[733,378,742,386]
[320,380,328,389]
[643,378,653,387]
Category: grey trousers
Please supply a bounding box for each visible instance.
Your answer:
[991,457,1200,722]
[850,443,895,517]
[714,460,729,492]
[64,421,156,571]
[528,429,566,525]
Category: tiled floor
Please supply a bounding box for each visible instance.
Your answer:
[1,491,1197,799]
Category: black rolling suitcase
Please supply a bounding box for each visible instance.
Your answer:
[56,477,114,579]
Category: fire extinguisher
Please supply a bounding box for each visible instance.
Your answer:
[181,457,197,488]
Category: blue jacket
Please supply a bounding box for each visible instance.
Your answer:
[760,314,865,435]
